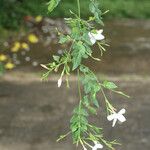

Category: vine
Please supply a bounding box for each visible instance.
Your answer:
[42,0,129,149]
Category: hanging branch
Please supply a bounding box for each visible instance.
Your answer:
[42,0,129,149]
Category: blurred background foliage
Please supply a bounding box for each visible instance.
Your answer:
[0,0,150,30]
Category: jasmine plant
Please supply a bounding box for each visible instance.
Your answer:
[41,0,129,149]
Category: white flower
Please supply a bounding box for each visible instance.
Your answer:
[92,141,103,150]
[88,29,105,45]
[57,77,62,88]
[107,108,126,127]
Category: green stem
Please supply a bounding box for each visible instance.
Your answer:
[77,0,81,18]
[77,69,82,101]
[77,69,82,145]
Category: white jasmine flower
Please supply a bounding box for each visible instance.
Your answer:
[88,29,105,45]
[57,77,62,88]
[92,141,103,150]
[107,108,126,127]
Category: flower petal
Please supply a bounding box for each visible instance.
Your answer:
[97,29,103,34]
[107,113,116,121]
[97,144,103,149]
[93,141,103,149]
[91,30,104,41]
[94,34,104,41]
[57,78,62,88]
[88,32,97,45]
[117,114,126,123]
[92,146,97,150]
[112,118,117,127]
[118,108,126,115]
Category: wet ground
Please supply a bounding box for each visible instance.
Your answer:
[0,73,150,150]
[0,19,150,150]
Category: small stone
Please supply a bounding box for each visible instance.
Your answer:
[32,61,38,67]
[25,56,31,62]
[21,51,26,56]
[57,50,63,55]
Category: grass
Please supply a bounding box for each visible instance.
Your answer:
[50,0,150,19]
[0,0,150,30]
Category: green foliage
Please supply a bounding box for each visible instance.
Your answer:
[70,105,88,143]
[42,51,71,80]
[72,42,87,70]
[103,80,118,89]
[59,35,71,44]
[0,0,49,29]
[80,65,100,108]
[0,0,150,29]
[89,0,104,25]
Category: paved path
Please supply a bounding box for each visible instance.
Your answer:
[0,73,150,150]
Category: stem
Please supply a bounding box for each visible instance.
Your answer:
[101,88,116,114]
[83,141,93,148]
[77,69,82,101]
[80,139,87,150]
[77,0,81,18]
[77,69,82,145]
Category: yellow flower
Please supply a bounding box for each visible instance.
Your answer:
[21,42,29,50]
[35,15,42,23]
[0,54,7,61]
[28,34,39,43]
[11,42,21,52]
[5,62,15,70]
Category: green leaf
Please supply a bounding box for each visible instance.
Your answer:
[83,95,90,107]
[71,27,81,40]
[47,0,61,13]
[88,106,97,115]
[92,95,99,108]
[53,55,60,62]
[80,65,89,73]
[80,116,88,124]
[82,32,92,45]
[59,35,70,44]
[103,80,118,89]
[85,45,92,55]
[72,41,86,70]
[80,109,89,116]
[80,125,87,132]
[89,0,104,25]
[71,124,78,132]
[70,115,77,123]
